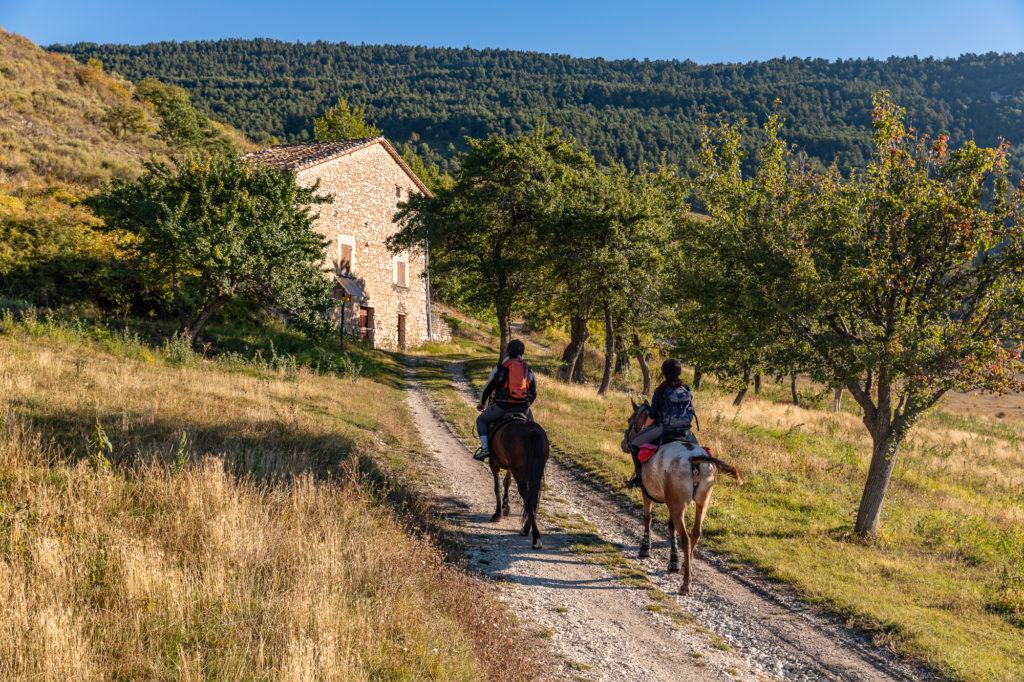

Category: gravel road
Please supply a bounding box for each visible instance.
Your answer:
[405,359,931,681]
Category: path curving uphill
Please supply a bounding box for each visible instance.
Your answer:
[405,358,930,681]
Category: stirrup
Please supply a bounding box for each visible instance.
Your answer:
[626,474,641,488]
[473,447,489,461]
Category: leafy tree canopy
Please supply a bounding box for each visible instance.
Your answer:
[87,152,336,344]
[388,127,593,359]
[313,97,382,142]
[691,93,1024,535]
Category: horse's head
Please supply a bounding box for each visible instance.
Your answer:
[621,398,650,453]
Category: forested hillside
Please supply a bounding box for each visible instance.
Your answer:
[53,39,1024,175]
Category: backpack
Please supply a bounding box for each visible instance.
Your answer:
[662,385,696,432]
[502,357,531,404]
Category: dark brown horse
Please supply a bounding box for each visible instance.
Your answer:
[488,418,549,549]
[622,400,742,593]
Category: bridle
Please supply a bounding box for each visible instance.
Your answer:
[623,401,650,447]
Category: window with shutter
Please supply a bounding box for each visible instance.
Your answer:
[397,261,407,287]
[339,244,353,273]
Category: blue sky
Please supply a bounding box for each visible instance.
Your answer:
[3,0,1024,63]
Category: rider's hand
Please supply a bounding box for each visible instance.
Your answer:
[476,403,484,412]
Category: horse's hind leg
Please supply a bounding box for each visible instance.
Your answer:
[671,504,692,594]
[528,510,542,550]
[510,471,531,537]
[690,464,715,548]
[639,495,653,559]
[502,471,512,517]
[489,463,503,522]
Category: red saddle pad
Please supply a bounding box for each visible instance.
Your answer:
[637,443,658,463]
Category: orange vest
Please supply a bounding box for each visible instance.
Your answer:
[502,357,530,403]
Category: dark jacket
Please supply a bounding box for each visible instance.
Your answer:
[649,382,694,435]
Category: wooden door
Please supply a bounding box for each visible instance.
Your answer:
[359,306,375,345]
[397,314,406,349]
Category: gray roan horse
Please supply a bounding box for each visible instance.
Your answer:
[622,400,743,593]
[487,415,549,549]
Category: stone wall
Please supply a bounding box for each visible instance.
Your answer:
[295,144,432,349]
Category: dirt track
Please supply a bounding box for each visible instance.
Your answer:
[405,358,931,681]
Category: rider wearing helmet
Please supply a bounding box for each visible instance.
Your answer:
[474,339,537,461]
[626,358,698,487]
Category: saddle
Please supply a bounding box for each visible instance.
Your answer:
[489,409,530,439]
[659,429,697,447]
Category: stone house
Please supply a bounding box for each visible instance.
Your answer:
[249,137,446,349]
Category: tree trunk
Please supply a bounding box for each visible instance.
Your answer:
[855,423,906,536]
[173,269,187,333]
[571,342,586,383]
[614,334,630,379]
[188,294,231,346]
[732,367,751,407]
[754,373,762,395]
[598,303,615,395]
[497,313,511,360]
[692,365,702,391]
[834,387,843,413]
[559,314,589,383]
[790,372,799,406]
[633,334,651,398]
[850,372,908,537]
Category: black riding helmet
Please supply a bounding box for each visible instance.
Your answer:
[661,358,682,380]
[507,339,526,358]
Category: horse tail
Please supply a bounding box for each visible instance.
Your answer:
[521,425,549,524]
[689,454,743,484]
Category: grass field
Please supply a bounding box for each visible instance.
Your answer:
[436,324,1024,681]
[0,314,547,681]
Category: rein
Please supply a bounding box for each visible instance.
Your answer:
[624,402,650,444]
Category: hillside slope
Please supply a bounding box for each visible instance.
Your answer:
[0,29,250,192]
[53,38,1024,176]
[0,29,252,306]
[0,30,164,190]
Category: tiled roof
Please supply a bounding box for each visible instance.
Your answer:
[246,136,432,196]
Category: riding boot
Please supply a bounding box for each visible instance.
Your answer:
[474,435,489,461]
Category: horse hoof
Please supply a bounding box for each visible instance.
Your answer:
[532,539,543,550]
[667,562,679,573]
[638,548,650,559]
[519,527,530,536]
[679,585,691,595]
[489,514,502,523]
[502,506,511,517]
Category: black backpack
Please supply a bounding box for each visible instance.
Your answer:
[662,385,696,433]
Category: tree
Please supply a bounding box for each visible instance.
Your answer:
[389,127,591,359]
[102,103,149,137]
[537,164,673,392]
[693,94,1024,536]
[398,143,453,192]
[313,98,382,141]
[593,168,673,395]
[88,152,335,344]
[135,78,232,153]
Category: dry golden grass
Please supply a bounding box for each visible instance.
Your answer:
[0,324,548,680]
